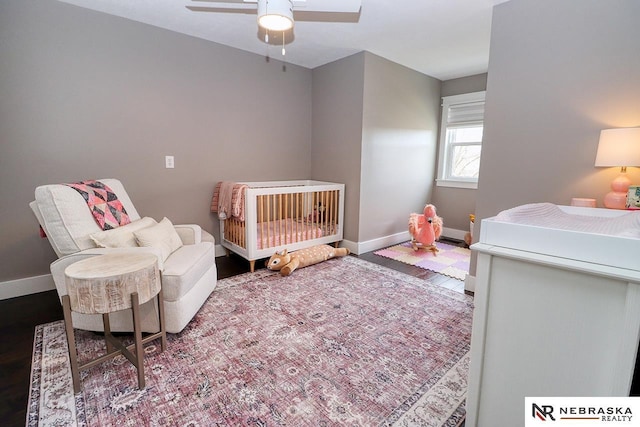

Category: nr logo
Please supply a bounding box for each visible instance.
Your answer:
[533,403,556,421]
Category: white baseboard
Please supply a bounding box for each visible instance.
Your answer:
[215,244,227,257]
[464,274,476,293]
[0,274,55,300]
[342,231,411,255]
[340,239,359,255]
[442,227,467,241]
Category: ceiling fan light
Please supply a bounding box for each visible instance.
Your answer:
[258,14,293,31]
[257,0,294,32]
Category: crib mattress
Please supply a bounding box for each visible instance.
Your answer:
[256,219,323,250]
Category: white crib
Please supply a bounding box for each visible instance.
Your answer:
[218,180,345,271]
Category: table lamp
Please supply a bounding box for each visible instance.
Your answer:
[594,127,640,209]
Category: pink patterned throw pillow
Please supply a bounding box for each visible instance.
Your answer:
[65,180,131,230]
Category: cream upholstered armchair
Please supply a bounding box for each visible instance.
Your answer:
[30,179,217,334]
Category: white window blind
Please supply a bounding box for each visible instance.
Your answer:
[447,101,485,124]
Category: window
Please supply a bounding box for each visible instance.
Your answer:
[436,91,486,189]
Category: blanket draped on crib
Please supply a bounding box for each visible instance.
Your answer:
[211,181,247,221]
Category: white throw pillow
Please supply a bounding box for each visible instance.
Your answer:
[90,217,157,248]
[134,217,183,261]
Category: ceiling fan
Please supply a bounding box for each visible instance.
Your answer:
[187,0,362,50]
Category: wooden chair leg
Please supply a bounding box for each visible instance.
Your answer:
[130,292,145,389]
[249,260,256,273]
[157,287,167,352]
[62,295,82,393]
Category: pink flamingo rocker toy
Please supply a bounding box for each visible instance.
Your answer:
[408,204,443,254]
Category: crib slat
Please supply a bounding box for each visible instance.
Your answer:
[320,190,324,236]
[312,191,317,237]
[285,193,290,245]
[333,190,337,233]
[269,194,272,247]
[241,218,245,248]
[295,192,299,242]
[279,193,283,247]
[305,192,309,240]
[318,191,322,237]
[328,190,334,235]
[328,191,331,230]
[259,195,264,250]
[274,193,277,247]
[269,195,272,246]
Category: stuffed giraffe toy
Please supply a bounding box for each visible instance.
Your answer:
[267,244,350,276]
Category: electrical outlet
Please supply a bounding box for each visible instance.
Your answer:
[165,155,174,169]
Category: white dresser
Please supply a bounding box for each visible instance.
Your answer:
[465,204,640,426]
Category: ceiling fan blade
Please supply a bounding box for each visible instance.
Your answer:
[293,0,361,14]
[190,0,256,3]
[186,4,257,13]
[293,10,360,23]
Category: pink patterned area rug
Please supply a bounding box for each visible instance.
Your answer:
[374,242,471,280]
[27,256,473,426]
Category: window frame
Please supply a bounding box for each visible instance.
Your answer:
[436,91,486,189]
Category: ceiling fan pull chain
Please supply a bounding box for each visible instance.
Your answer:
[282,31,286,56]
[265,30,269,43]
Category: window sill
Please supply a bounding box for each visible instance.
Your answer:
[436,179,478,190]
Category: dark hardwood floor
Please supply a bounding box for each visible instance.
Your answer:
[0,240,468,427]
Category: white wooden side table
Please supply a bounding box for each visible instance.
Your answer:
[63,253,167,393]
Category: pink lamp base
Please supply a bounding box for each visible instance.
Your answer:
[603,191,628,209]
[603,172,631,209]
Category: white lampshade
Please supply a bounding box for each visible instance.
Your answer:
[258,0,294,32]
[594,127,640,167]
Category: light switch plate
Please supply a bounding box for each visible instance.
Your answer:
[165,155,174,169]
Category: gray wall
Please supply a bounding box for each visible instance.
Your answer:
[432,73,488,232]
[441,74,488,98]
[312,52,441,248]
[0,0,312,281]
[311,53,365,243]
[473,0,640,272]
[359,53,441,242]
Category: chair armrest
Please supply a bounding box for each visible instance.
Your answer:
[174,224,202,245]
[50,247,165,298]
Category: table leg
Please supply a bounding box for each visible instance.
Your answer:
[157,287,167,352]
[130,292,145,389]
[62,295,82,393]
[102,313,115,354]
